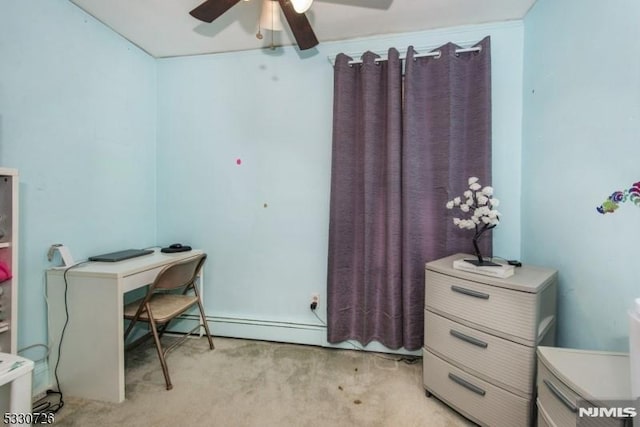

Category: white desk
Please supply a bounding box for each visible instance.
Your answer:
[46,248,204,403]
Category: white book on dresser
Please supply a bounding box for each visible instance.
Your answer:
[452,258,515,278]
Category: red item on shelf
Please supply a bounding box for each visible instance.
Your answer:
[0,261,11,282]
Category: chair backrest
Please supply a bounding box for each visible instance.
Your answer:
[151,253,207,292]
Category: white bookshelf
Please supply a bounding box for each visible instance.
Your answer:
[0,167,18,354]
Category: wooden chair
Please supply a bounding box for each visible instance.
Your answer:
[123,253,214,390]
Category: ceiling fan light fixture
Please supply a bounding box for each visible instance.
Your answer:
[260,0,284,31]
[290,0,313,14]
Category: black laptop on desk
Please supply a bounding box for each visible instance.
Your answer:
[88,249,154,262]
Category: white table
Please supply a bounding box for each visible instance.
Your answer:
[46,248,204,403]
[0,353,34,426]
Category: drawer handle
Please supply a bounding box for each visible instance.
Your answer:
[543,379,577,413]
[451,285,490,300]
[450,329,488,348]
[448,373,486,396]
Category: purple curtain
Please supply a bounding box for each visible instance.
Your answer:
[327,38,491,351]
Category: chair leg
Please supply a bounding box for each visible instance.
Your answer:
[148,312,173,390]
[157,322,169,340]
[195,298,214,350]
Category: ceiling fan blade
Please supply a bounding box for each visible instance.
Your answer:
[190,0,243,23]
[277,0,319,50]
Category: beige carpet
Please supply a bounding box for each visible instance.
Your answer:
[51,337,473,426]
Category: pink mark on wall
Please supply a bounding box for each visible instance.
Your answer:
[236,158,242,165]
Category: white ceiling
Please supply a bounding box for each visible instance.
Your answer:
[70,0,536,58]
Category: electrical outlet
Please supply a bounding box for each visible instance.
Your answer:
[310,293,320,310]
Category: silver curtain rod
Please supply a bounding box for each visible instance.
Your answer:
[328,46,482,66]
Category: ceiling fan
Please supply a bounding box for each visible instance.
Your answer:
[190,0,319,50]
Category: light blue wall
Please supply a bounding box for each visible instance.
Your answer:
[1,0,527,364]
[156,22,524,346]
[0,0,157,362]
[522,0,640,351]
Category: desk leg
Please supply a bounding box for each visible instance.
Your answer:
[9,371,33,415]
[47,274,125,403]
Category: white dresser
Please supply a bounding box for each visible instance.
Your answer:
[537,346,633,427]
[423,253,557,427]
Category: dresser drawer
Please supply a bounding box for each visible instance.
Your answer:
[424,310,534,397]
[537,355,581,427]
[537,399,556,427]
[537,359,624,427]
[423,349,530,427]
[425,269,537,343]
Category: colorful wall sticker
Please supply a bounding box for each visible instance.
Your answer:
[597,181,640,214]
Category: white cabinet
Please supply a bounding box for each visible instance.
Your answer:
[536,346,632,427]
[0,167,18,354]
[423,253,557,427]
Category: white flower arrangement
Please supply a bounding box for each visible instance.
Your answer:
[446,177,501,266]
[446,177,500,231]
